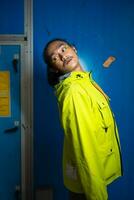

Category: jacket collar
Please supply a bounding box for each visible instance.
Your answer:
[58,71,92,82]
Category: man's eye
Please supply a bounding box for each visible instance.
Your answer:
[61,46,68,52]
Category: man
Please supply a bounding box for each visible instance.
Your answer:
[43,39,123,200]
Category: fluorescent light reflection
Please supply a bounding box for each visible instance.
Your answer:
[79,57,93,72]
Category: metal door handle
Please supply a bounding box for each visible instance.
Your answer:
[15,185,21,200]
[4,126,19,133]
[12,58,18,73]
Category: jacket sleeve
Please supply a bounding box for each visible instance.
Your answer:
[58,84,108,200]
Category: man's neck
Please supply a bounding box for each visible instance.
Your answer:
[73,63,84,72]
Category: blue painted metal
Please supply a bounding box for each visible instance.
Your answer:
[0,0,24,34]
[0,45,21,200]
[33,0,134,200]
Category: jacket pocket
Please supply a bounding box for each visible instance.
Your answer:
[97,101,112,130]
[102,148,117,181]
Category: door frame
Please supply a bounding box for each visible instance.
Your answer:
[0,0,33,199]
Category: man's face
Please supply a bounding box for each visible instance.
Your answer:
[46,41,79,74]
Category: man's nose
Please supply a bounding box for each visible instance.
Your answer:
[59,54,67,61]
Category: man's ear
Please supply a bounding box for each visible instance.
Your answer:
[72,46,77,54]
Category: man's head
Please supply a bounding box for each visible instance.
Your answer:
[44,39,81,74]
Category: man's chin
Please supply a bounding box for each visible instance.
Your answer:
[66,63,77,69]
[61,64,78,74]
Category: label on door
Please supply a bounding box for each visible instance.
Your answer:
[0,71,11,117]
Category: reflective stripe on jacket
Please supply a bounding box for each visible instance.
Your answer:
[54,71,123,200]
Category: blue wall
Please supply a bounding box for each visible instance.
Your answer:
[33,0,134,200]
[0,0,24,34]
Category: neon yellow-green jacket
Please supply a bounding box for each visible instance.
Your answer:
[54,71,123,200]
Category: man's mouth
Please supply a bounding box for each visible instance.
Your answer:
[64,56,73,66]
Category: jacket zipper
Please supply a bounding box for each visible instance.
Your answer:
[108,106,124,176]
[91,81,123,176]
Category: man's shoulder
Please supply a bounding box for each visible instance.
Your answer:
[55,81,88,105]
[57,81,82,93]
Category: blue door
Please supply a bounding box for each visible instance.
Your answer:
[0,45,21,200]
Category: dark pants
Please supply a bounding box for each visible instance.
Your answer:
[69,191,87,200]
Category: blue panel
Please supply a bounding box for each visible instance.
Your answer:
[0,45,21,199]
[34,0,134,200]
[0,0,24,34]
